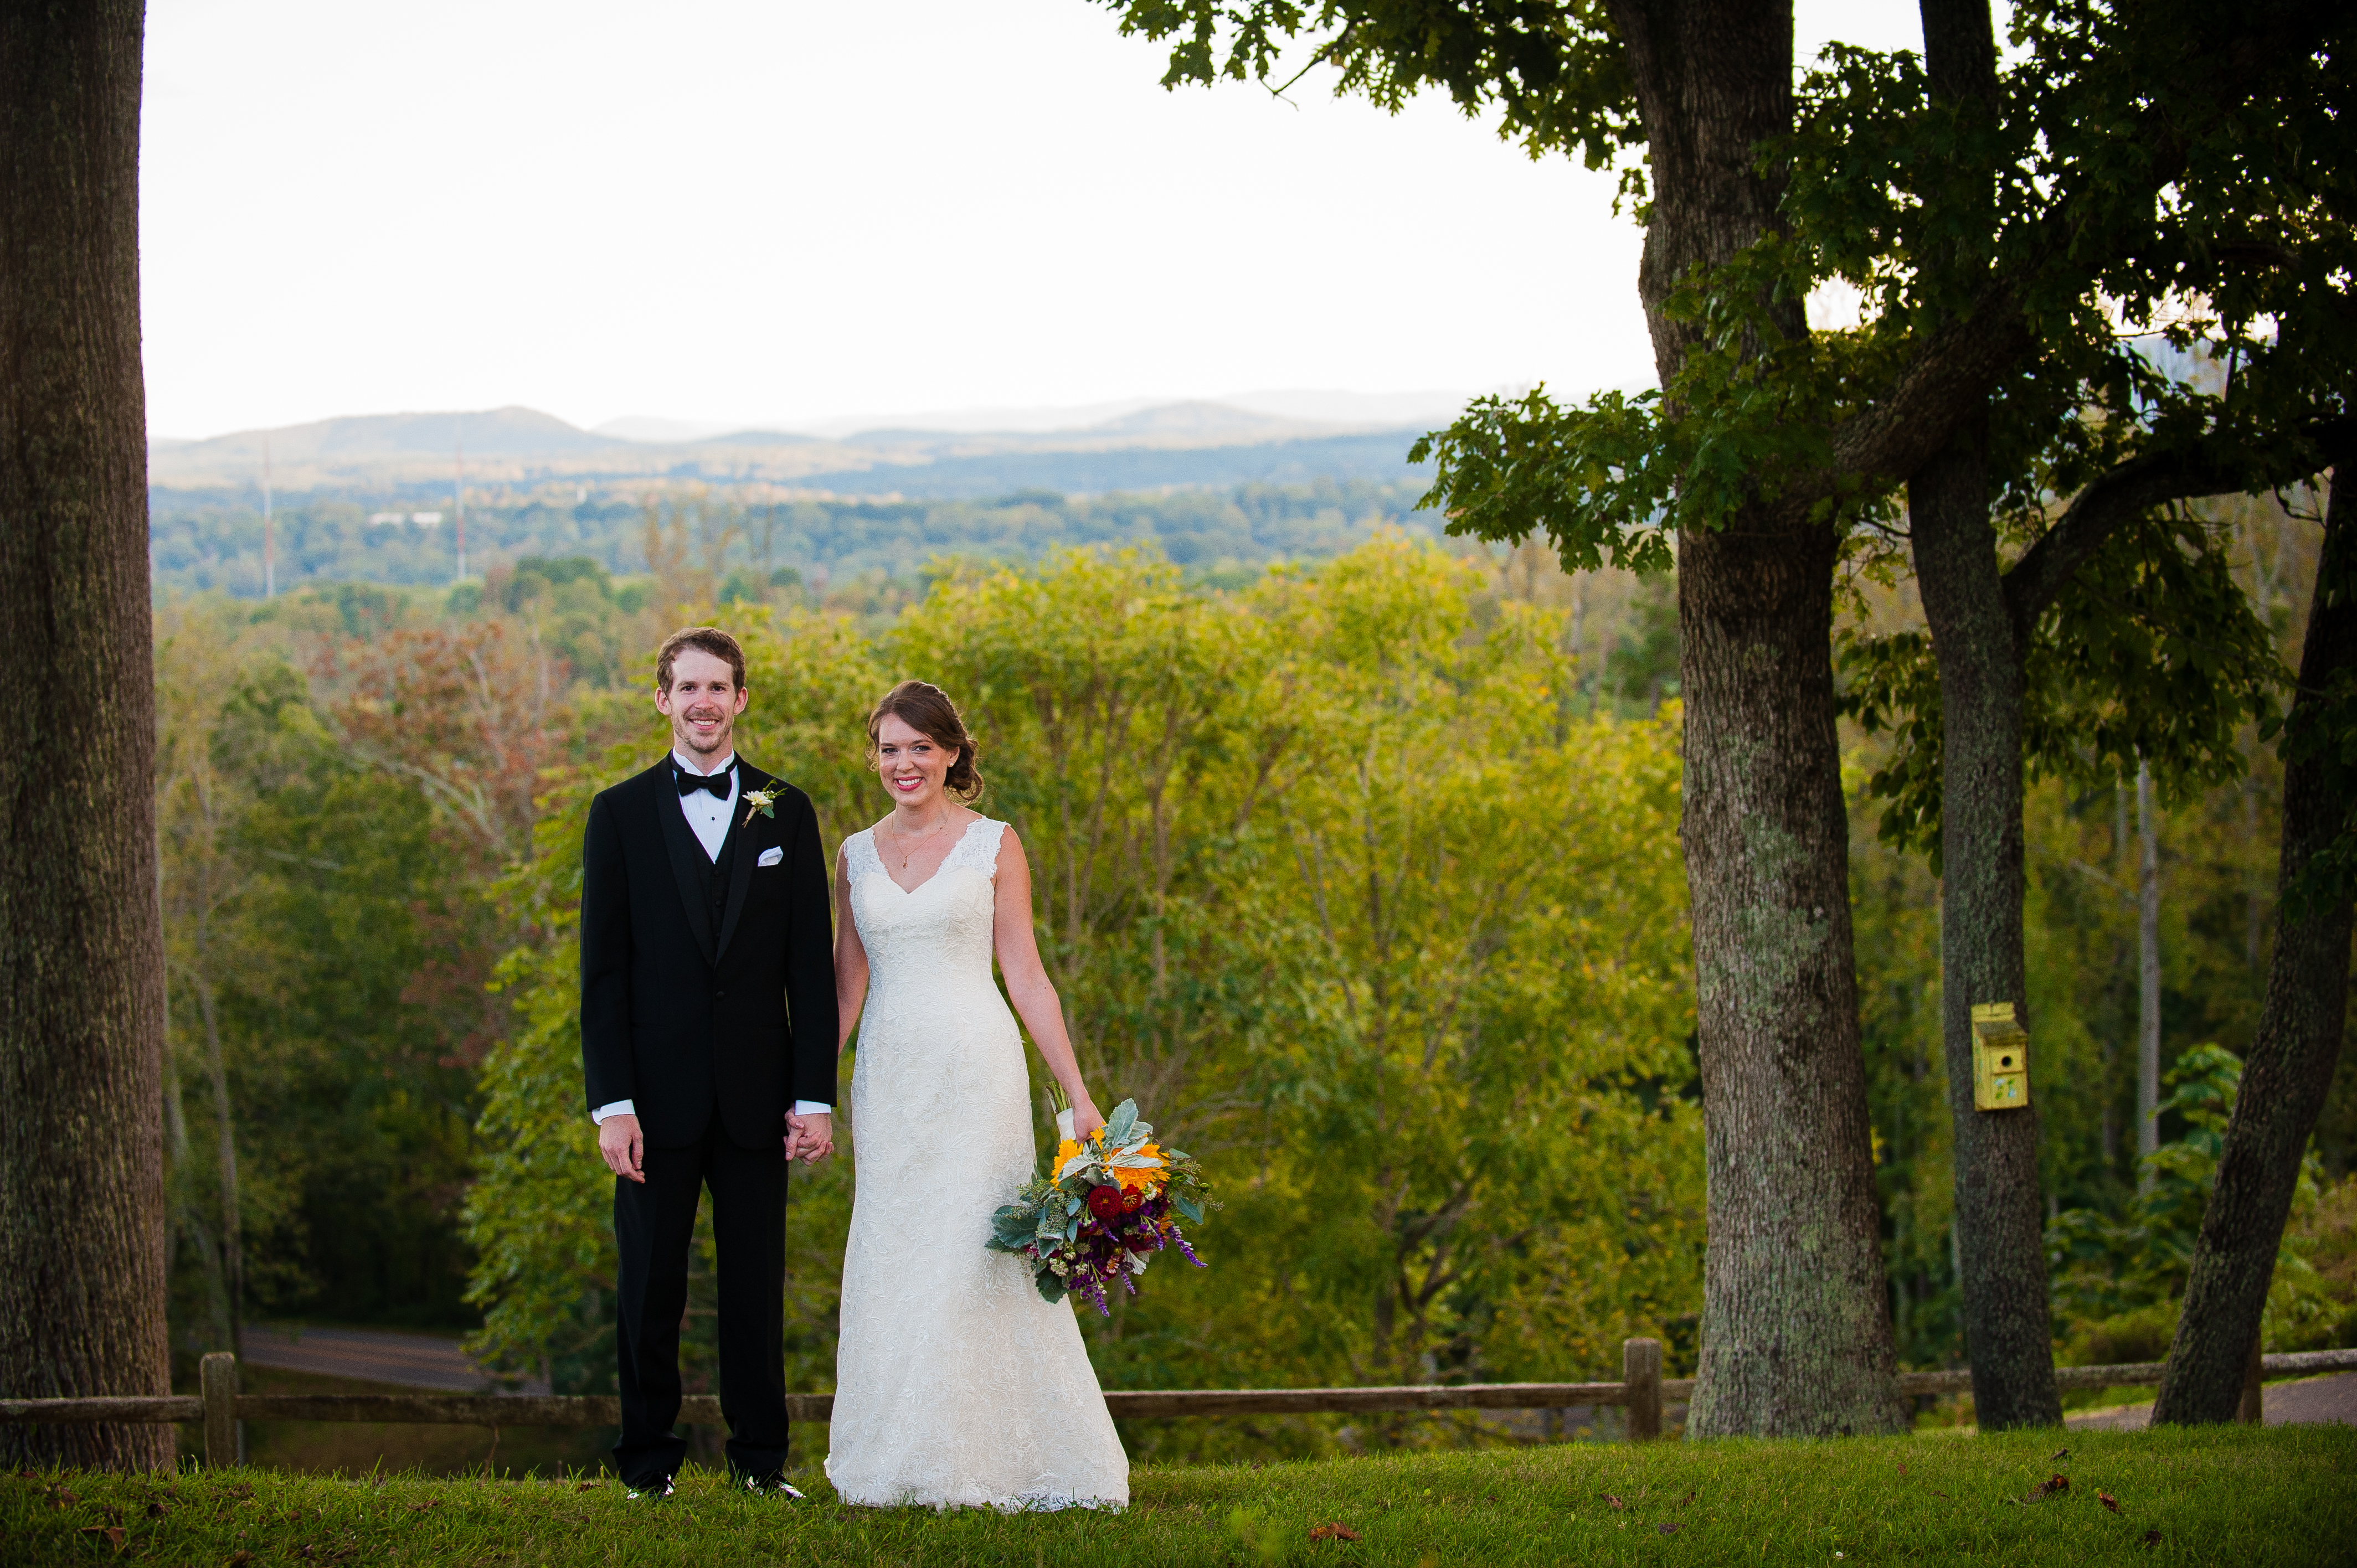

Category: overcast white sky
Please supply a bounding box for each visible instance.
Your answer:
[141,1,1923,440]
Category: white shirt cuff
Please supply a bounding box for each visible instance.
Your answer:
[792,1100,832,1115]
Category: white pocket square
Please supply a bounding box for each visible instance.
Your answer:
[756,847,784,867]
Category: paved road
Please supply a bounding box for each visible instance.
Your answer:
[2064,1373,2356,1430]
[239,1325,549,1395]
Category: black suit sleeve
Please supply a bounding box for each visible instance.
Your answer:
[784,788,840,1107]
[580,791,636,1113]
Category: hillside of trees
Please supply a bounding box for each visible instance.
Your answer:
[148,477,1437,601]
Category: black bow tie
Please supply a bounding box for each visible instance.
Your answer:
[676,765,734,800]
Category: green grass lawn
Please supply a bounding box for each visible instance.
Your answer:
[6,1424,2349,1566]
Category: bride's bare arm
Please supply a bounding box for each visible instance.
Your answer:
[991,827,1105,1141]
[833,847,869,1056]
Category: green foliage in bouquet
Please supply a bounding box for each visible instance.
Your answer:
[988,1098,1218,1311]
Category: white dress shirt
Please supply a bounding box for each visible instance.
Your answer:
[592,747,831,1125]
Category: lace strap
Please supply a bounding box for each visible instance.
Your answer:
[843,828,886,884]
[949,817,1008,880]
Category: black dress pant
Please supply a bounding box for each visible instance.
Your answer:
[612,1116,789,1486]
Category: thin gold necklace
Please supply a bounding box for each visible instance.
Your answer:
[888,804,951,871]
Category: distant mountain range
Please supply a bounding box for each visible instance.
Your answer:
[589,388,1474,443]
[147,396,1456,501]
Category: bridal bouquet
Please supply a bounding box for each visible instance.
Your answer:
[986,1098,1214,1315]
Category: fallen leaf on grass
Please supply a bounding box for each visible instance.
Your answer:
[1657,1523,1681,1537]
[2142,1529,2163,1549]
[146,1502,169,1519]
[1679,1492,1695,1507]
[1309,1523,1362,1542]
[2026,1474,2070,1502]
[2099,1491,2122,1514]
[1897,1463,1907,1477]
[574,1481,598,1493]
[228,1554,254,1566]
[1604,1494,1625,1511]
[2050,1448,2070,1462]
[45,1487,77,1509]
[408,1500,441,1513]
[78,1525,125,1549]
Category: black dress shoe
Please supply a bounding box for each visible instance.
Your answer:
[740,1473,806,1499]
[625,1476,675,1500]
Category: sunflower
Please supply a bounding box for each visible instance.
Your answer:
[1110,1142,1164,1194]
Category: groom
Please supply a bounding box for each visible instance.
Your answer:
[579,626,838,1497]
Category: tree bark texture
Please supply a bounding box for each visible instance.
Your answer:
[1911,421,2064,1428]
[1608,0,1907,1436]
[0,0,171,1469]
[1905,0,2061,1431]
[2137,761,2162,1183]
[2151,465,2356,1425]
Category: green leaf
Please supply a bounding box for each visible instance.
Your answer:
[1103,1098,1140,1144]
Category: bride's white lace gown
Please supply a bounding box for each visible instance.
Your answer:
[825,817,1129,1510]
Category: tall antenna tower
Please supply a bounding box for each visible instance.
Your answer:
[454,422,468,581]
[262,433,275,599]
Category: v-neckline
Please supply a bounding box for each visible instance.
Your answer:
[874,816,984,896]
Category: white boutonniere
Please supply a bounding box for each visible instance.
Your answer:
[742,785,780,827]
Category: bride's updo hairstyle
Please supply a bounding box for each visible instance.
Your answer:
[866,680,984,802]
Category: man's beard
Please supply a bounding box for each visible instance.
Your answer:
[681,714,730,756]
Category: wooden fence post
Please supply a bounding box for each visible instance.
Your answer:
[2237,1334,2265,1425]
[1622,1338,1662,1442]
[201,1353,238,1468]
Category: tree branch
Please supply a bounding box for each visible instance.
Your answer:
[2002,417,2356,630]
[1814,0,2341,497]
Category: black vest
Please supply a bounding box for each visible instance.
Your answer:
[701,811,740,931]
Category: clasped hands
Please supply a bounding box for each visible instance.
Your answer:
[784,1110,834,1165]
[595,1109,835,1184]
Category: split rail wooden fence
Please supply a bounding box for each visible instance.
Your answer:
[7,1342,2354,1469]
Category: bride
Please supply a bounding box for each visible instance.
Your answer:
[820,679,1130,1510]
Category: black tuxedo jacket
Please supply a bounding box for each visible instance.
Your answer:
[579,757,838,1149]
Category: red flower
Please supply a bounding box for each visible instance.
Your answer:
[1087,1185,1125,1221]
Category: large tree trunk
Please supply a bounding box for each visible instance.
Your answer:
[0,0,171,1469]
[1610,0,1907,1435]
[1912,419,2063,1427]
[1906,0,2062,1430]
[2152,465,2356,1425]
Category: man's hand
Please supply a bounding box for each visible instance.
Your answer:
[599,1113,646,1184]
[784,1110,835,1167]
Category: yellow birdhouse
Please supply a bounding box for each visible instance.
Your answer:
[1971,1002,2029,1111]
